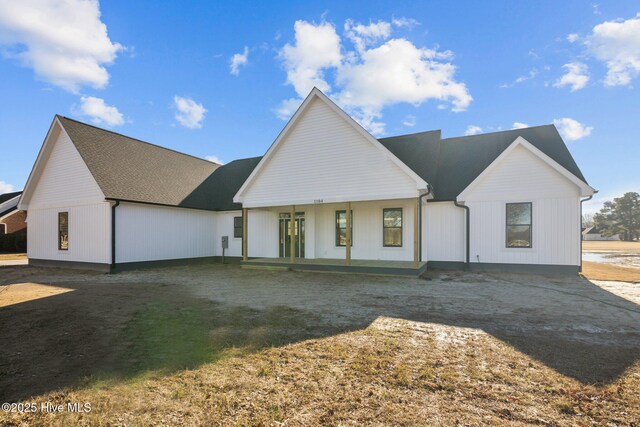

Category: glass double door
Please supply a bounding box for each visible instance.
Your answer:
[279,212,305,258]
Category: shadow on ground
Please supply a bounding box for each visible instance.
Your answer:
[1,264,639,402]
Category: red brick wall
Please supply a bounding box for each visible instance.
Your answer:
[1,210,27,234]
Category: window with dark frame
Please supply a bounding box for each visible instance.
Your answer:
[506,203,532,248]
[383,208,402,247]
[58,212,68,250]
[335,210,353,246]
[233,216,243,238]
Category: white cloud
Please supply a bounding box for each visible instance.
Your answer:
[173,96,207,129]
[567,33,580,43]
[274,97,303,120]
[205,155,224,165]
[512,122,529,129]
[77,96,124,126]
[280,20,342,97]
[230,46,249,76]
[464,125,482,136]
[585,13,640,86]
[392,17,419,29]
[554,62,590,91]
[0,181,14,193]
[344,19,391,52]
[0,0,122,92]
[553,117,593,141]
[500,69,538,88]
[402,115,416,127]
[277,19,471,136]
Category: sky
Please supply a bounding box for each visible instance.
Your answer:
[0,0,638,214]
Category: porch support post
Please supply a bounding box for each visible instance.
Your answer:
[290,205,296,263]
[242,207,248,262]
[414,197,420,266]
[346,201,352,265]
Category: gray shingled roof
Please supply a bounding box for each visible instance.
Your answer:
[59,116,219,207]
[0,191,21,205]
[58,116,588,211]
[380,125,588,201]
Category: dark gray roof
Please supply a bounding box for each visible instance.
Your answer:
[181,156,263,211]
[380,125,587,201]
[58,116,220,207]
[0,191,21,205]
[55,116,588,211]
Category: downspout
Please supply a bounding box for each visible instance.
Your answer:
[454,200,470,268]
[111,200,120,272]
[418,184,433,262]
[579,192,597,273]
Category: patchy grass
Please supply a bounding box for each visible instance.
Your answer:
[583,240,640,253]
[582,261,640,283]
[2,318,638,426]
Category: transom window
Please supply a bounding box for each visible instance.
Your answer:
[58,212,68,250]
[506,203,532,248]
[233,216,243,238]
[335,210,353,246]
[383,208,402,247]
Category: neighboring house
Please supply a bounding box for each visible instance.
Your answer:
[18,88,595,275]
[582,226,620,241]
[0,191,26,235]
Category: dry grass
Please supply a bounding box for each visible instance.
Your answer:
[0,253,27,261]
[583,240,640,253]
[2,318,638,426]
[581,261,640,283]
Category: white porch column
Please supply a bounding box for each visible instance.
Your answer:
[346,201,352,265]
[242,208,248,261]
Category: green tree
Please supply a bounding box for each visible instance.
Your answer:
[593,192,640,241]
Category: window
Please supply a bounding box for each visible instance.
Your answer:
[506,203,532,248]
[383,208,402,247]
[335,210,353,246]
[58,212,68,250]
[233,216,243,238]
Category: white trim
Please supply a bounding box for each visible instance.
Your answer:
[456,136,595,201]
[241,190,422,209]
[233,88,428,204]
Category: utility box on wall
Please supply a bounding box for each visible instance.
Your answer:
[221,236,229,249]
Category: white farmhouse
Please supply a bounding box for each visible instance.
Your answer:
[18,88,595,275]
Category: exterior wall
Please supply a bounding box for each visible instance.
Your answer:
[583,233,620,241]
[25,128,110,264]
[311,199,418,261]
[212,209,279,258]
[1,210,27,234]
[29,129,104,209]
[425,202,466,262]
[27,202,111,263]
[463,144,581,266]
[115,203,216,263]
[241,97,419,208]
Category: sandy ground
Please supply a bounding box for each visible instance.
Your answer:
[1,263,639,405]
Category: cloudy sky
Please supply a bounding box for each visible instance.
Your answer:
[0,1,638,213]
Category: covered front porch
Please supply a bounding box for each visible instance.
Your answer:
[241,257,428,277]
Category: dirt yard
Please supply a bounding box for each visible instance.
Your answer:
[1,264,639,425]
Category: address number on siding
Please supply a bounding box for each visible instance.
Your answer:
[314,199,324,204]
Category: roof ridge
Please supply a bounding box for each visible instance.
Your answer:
[441,124,554,141]
[378,129,442,141]
[56,115,220,165]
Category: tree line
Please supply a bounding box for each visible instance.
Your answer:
[584,192,640,241]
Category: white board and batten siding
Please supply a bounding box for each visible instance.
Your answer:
[425,202,466,262]
[241,97,420,208]
[213,209,279,258]
[461,144,582,266]
[115,203,217,263]
[25,127,111,264]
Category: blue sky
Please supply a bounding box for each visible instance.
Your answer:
[0,1,638,214]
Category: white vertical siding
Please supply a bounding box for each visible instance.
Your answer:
[463,144,581,266]
[425,202,466,262]
[27,202,111,264]
[242,97,419,208]
[115,203,216,263]
[247,209,279,258]
[29,129,104,209]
